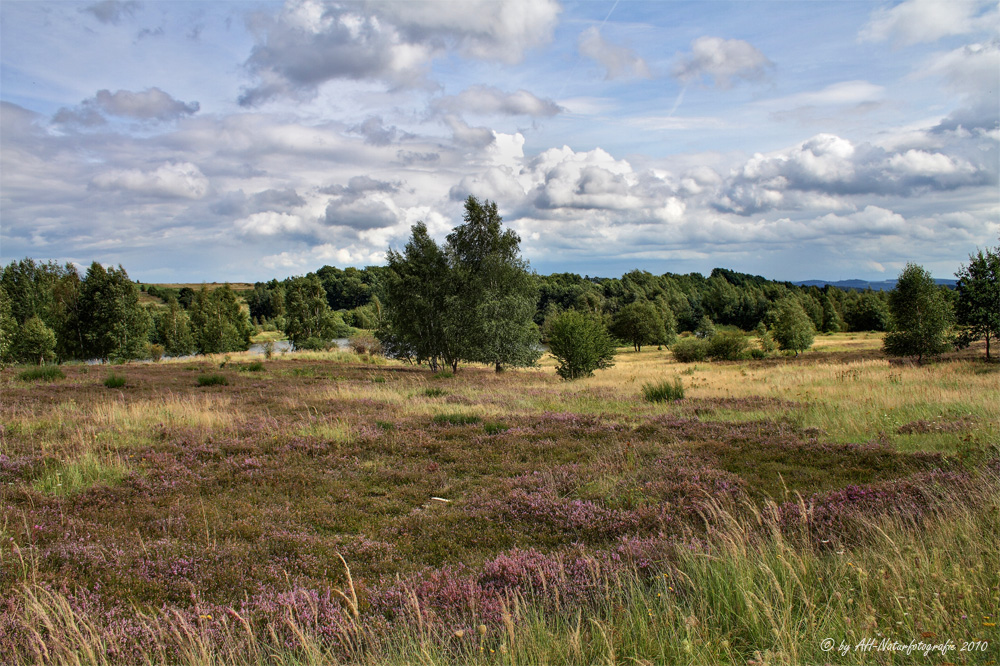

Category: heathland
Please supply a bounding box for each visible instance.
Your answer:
[1,334,998,664]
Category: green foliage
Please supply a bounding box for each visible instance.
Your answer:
[188,285,253,354]
[694,315,715,339]
[0,286,15,366]
[103,373,127,388]
[819,292,844,333]
[148,344,165,362]
[447,196,541,372]
[883,263,953,363]
[152,297,195,356]
[954,246,999,360]
[283,275,347,349]
[482,421,509,435]
[236,361,266,372]
[706,330,749,361]
[13,316,57,365]
[423,387,447,398]
[77,263,151,362]
[547,309,616,380]
[17,366,65,382]
[845,290,890,332]
[432,370,454,379]
[642,377,685,402]
[348,332,383,355]
[671,337,709,363]
[197,373,229,387]
[611,301,670,352]
[770,297,815,355]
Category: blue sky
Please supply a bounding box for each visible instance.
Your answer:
[1,0,997,282]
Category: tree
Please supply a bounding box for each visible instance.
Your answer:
[547,309,616,380]
[0,286,19,365]
[188,285,253,354]
[694,315,715,339]
[14,316,57,365]
[954,246,999,360]
[611,301,668,352]
[771,297,815,356]
[283,275,348,349]
[380,222,462,371]
[447,196,540,372]
[883,263,952,363]
[78,263,151,362]
[153,297,195,357]
[845,290,890,332]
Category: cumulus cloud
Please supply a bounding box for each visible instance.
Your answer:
[81,0,140,25]
[433,86,561,116]
[321,175,400,197]
[91,162,210,199]
[578,27,651,79]
[349,116,412,146]
[714,133,988,215]
[324,196,399,230]
[53,87,199,126]
[235,211,307,236]
[860,0,994,45]
[444,115,495,148]
[672,37,773,88]
[240,0,560,104]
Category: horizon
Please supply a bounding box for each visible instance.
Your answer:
[2,0,998,284]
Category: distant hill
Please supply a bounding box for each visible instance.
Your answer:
[793,278,957,291]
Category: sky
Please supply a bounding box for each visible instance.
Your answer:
[1,0,997,283]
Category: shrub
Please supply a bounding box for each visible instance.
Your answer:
[423,387,447,398]
[547,309,616,380]
[671,337,709,363]
[148,343,165,362]
[263,340,275,359]
[237,361,265,372]
[103,373,127,388]
[642,377,684,403]
[296,337,335,351]
[17,366,65,382]
[483,421,509,435]
[432,370,454,379]
[432,413,481,426]
[197,373,228,387]
[349,332,383,356]
[707,330,748,361]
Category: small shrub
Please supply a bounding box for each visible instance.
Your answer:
[642,377,685,403]
[707,331,748,361]
[296,337,334,351]
[103,373,127,389]
[237,361,265,372]
[432,370,454,379]
[671,337,709,363]
[432,413,481,426]
[263,340,274,359]
[349,332,383,356]
[748,348,769,360]
[547,309,616,380]
[370,375,387,383]
[483,421,509,435]
[375,420,396,432]
[424,387,447,398]
[148,343,165,362]
[17,366,65,382]
[197,373,228,387]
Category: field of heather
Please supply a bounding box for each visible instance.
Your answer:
[1,334,998,665]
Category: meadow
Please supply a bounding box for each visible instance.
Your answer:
[1,333,998,665]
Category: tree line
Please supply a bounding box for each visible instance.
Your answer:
[2,200,996,369]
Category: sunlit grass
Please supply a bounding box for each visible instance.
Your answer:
[32,452,130,496]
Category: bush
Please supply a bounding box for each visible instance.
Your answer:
[103,373,127,388]
[197,373,228,387]
[349,332,383,356]
[671,337,709,363]
[547,310,616,380]
[432,413,481,426]
[17,366,65,382]
[642,377,684,402]
[483,422,509,435]
[707,331,748,361]
[148,344,165,362]
[432,370,454,379]
[296,337,335,351]
[237,361,265,372]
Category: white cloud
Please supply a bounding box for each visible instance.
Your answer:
[235,211,306,236]
[860,0,993,45]
[578,27,651,80]
[433,86,561,116]
[240,0,560,104]
[91,162,209,199]
[672,37,772,88]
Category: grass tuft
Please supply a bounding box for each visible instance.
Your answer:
[423,387,447,398]
[103,373,127,388]
[197,373,229,387]
[432,412,481,426]
[17,366,65,382]
[236,361,265,373]
[642,377,685,402]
